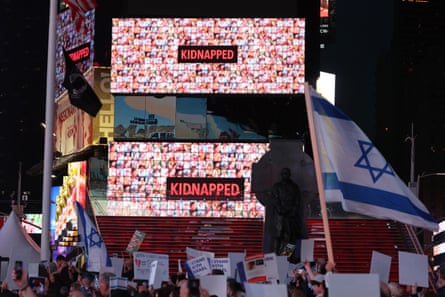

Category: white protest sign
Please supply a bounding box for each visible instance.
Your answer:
[228,252,245,279]
[210,257,231,275]
[244,253,266,283]
[301,239,315,262]
[186,247,215,260]
[110,257,124,277]
[370,251,391,284]
[200,275,227,297]
[244,283,287,297]
[148,260,164,289]
[398,251,428,288]
[264,253,280,283]
[329,273,379,297]
[185,255,212,278]
[133,251,169,287]
[276,255,289,284]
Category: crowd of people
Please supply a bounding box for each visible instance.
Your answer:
[286,258,443,297]
[1,254,444,297]
[0,254,241,297]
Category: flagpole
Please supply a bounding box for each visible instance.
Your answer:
[41,0,58,262]
[304,82,335,264]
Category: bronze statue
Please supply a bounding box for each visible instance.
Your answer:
[258,167,304,255]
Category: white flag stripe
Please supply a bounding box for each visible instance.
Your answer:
[306,85,438,231]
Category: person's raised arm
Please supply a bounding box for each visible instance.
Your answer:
[303,260,315,282]
[12,268,37,297]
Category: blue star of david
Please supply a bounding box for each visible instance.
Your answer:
[354,140,394,183]
[87,227,103,248]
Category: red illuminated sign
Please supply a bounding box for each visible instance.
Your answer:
[66,43,91,63]
[178,46,238,63]
[167,177,244,200]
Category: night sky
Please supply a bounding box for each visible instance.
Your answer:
[1,0,444,214]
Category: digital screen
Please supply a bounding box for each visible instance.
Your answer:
[320,0,335,45]
[107,141,269,218]
[320,0,329,17]
[55,9,95,100]
[434,242,445,256]
[111,18,305,95]
[435,220,445,235]
[22,214,42,234]
[55,161,87,239]
[50,186,60,243]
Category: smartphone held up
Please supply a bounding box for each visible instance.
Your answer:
[14,260,23,280]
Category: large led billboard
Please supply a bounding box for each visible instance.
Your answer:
[55,9,95,100]
[320,0,335,46]
[22,214,42,234]
[111,18,305,95]
[55,161,87,240]
[107,141,269,218]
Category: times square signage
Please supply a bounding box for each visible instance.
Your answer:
[177,46,238,63]
[167,177,244,200]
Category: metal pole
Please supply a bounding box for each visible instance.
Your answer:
[304,83,335,264]
[41,0,58,262]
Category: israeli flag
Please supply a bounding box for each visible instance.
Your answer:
[305,84,438,231]
[75,201,112,271]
